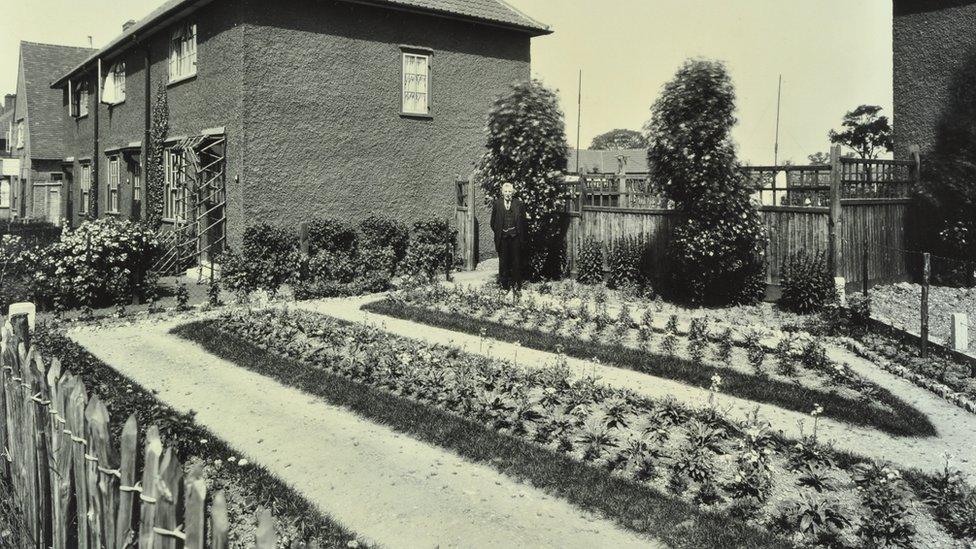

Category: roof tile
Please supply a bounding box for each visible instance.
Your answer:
[21,41,94,159]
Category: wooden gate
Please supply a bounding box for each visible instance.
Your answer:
[455,175,478,270]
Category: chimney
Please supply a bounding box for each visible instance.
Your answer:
[123,19,136,32]
[3,94,14,113]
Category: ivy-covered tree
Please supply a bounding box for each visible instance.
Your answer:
[828,105,893,159]
[477,79,569,279]
[590,128,648,150]
[145,83,168,230]
[645,59,767,305]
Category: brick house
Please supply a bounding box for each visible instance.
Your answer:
[0,94,16,220]
[11,42,94,225]
[52,0,551,269]
[892,0,976,159]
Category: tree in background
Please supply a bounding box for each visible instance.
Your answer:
[477,79,569,279]
[645,59,767,305]
[828,105,893,159]
[589,128,648,150]
[145,83,168,230]
[807,151,830,165]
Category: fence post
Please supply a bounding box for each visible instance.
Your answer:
[921,252,930,358]
[298,222,310,256]
[862,233,869,295]
[828,145,843,278]
[466,173,476,271]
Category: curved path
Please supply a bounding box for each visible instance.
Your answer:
[304,294,976,478]
[68,318,661,549]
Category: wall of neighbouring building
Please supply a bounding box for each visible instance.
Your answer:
[241,0,531,258]
[893,0,976,159]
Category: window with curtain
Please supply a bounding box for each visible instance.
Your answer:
[102,61,126,104]
[0,180,9,208]
[15,121,23,148]
[401,52,430,115]
[169,23,197,82]
[80,163,91,213]
[163,149,186,221]
[72,80,89,117]
[107,156,120,212]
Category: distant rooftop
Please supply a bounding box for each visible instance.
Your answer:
[567,148,649,174]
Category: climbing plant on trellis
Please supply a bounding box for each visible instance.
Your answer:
[146,84,168,231]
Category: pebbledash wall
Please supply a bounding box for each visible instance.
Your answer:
[60,0,533,254]
[892,0,976,159]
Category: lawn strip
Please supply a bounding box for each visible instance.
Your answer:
[35,325,364,548]
[363,299,937,438]
[173,320,790,549]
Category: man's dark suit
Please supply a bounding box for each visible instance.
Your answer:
[490,196,528,291]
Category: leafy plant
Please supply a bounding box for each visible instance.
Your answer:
[714,327,734,363]
[922,456,976,540]
[853,462,916,548]
[774,334,798,378]
[744,330,766,377]
[775,494,851,548]
[358,216,409,271]
[401,218,456,282]
[687,317,710,366]
[780,250,837,313]
[146,83,168,229]
[175,280,190,311]
[606,236,643,290]
[661,315,679,356]
[306,218,358,256]
[576,238,604,285]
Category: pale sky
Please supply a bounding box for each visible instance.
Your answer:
[0,0,894,164]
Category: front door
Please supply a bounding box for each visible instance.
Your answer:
[47,188,61,226]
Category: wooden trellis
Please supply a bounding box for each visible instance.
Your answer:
[0,313,276,548]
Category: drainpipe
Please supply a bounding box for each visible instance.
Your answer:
[93,58,100,218]
[143,45,150,222]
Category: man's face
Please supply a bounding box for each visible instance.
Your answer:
[502,185,514,201]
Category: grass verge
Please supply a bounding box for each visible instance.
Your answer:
[34,325,365,548]
[362,299,937,438]
[173,319,790,549]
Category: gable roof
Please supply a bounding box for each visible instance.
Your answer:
[20,41,94,159]
[567,149,650,174]
[53,0,550,87]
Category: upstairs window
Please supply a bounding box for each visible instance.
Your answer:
[102,61,126,104]
[0,180,9,208]
[80,163,91,214]
[71,80,89,117]
[401,51,430,116]
[15,120,24,149]
[169,23,197,82]
[107,156,120,213]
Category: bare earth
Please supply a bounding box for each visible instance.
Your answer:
[320,294,976,478]
[68,318,661,549]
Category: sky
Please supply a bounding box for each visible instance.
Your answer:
[0,0,894,165]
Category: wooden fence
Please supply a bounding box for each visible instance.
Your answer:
[561,144,920,289]
[0,314,278,548]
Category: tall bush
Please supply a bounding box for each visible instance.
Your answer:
[220,223,299,295]
[146,83,168,230]
[401,218,456,282]
[358,216,409,270]
[575,238,604,285]
[780,250,836,313]
[306,218,358,256]
[477,79,570,279]
[645,59,767,305]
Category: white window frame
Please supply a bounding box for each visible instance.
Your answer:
[401,51,430,116]
[72,81,89,118]
[102,61,126,104]
[131,157,142,203]
[80,163,91,214]
[0,180,9,208]
[15,120,24,149]
[163,149,187,221]
[107,156,120,213]
[169,23,198,83]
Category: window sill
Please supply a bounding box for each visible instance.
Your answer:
[400,111,433,120]
[167,72,197,87]
[104,99,125,107]
[74,114,89,121]
[105,211,120,216]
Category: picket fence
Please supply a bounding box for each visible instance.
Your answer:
[0,314,278,548]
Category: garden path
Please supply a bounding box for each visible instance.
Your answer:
[304,294,976,478]
[67,318,661,549]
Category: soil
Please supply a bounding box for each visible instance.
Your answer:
[871,282,976,352]
[68,317,661,549]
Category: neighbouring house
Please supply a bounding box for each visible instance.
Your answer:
[892,0,976,159]
[52,0,551,271]
[12,42,95,225]
[566,148,649,174]
[0,94,17,221]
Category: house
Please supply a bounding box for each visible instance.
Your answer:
[566,148,649,174]
[0,94,17,220]
[12,42,95,225]
[892,0,976,159]
[52,0,551,270]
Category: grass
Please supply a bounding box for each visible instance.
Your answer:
[173,319,791,549]
[33,326,366,548]
[362,299,938,439]
[0,475,33,548]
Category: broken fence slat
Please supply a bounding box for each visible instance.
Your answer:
[138,425,163,549]
[116,413,139,549]
[211,491,229,549]
[183,463,206,549]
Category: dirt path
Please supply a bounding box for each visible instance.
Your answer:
[307,295,976,478]
[68,319,661,549]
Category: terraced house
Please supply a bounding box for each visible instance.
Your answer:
[53,0,551,271]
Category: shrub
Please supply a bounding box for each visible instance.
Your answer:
[401,218,457,282]
[780,250,836,313]
[646,59,767,305]
[220,223,299,296]
[23,218,158,310]
[924,457,976,540]
[306,218,358,255]
[477,79,570,279]
[606,237,644,290]
[576,239,604,285]
[358,216,409,270]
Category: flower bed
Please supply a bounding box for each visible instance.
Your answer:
[174,308,976,549]
[33,324,364,548]
[362,284,936,438]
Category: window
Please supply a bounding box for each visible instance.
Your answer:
[102,61,126,104]
[131,157,142,202]
[15,121,24,149]
[79,163,91,214]
[0,180,9,208]
[401,51,430,115]
[107,156,120,213]
[169,23,197,82]
[163,149,187,221]
[71,80,89,117]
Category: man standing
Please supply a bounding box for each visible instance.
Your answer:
[490,182,528,296]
